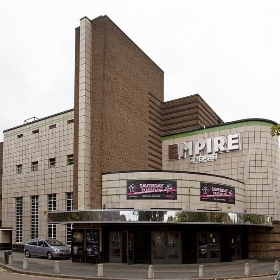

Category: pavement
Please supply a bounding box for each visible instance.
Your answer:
[0,251,279,280]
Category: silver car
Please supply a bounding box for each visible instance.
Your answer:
[24,238,71,260]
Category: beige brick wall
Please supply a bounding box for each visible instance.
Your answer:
[2,110,74,244]
[102,171,244,212]
[162,120,280,220]
[74,16,164,210]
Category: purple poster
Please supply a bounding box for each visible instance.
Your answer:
[127,180,177,200]
[200,182,235,204]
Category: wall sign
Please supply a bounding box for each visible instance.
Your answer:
[169,133,241,164]
[200,182,235,204]
[127,180,177,200]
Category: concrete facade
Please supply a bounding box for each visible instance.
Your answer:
[2,110,74,245]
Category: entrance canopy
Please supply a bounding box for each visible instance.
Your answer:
[48,210,273,227]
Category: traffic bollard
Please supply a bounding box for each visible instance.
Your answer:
[23,258,29,270]
[274,260,279,272]
[244,262,249,276]
[148,265,154,279]
[199,264,204,278]
[53,261,60,274]
[97,264,103,277]
[8,254,13,265]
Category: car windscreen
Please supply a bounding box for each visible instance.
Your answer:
[46,239,64,246]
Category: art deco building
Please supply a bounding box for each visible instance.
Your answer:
[1,16,280,264]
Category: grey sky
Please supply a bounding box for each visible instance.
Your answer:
[1,0,280,142]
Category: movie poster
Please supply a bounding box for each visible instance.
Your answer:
[200,182,235,204]
[127,180,177,200]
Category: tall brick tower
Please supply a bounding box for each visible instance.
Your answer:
[73,16,164,210]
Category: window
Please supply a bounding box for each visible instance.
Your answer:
[48,224,56,239]
[31,196,38,239]
[49,124,56,129]
[48,194,56,239]
[67,154,74,165]
[66,193,73,245]
[16,164,22,174]
[48,194,56,212]
[66,192,73,211]
[17,134,23,138]
[49,158,56,168]
[16,197,23,242]
[32,129,39,134]
[32,161,38,171]
[67,119,74,124]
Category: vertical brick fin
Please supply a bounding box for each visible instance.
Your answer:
[73,27,80,210]
[148,93,163,170]
[77,17,93,210]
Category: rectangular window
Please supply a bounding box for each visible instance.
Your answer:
[32,129,39,134]
[16,197,23,242]
[48,224,56,239]
[17,134,23,138]
[67,119,74,124]
[67,154,74,165]
[32,161,38,171]
[48,194,56,239]
[66,192,73,245]
[49,124,56,129]
[16,164,22,174]
[66,224,72,245]
[66,192,73,211]
[31,196,38,239]
[49,158,56,168]
[48,194,56,212]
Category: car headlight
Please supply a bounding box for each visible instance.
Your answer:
[54,248,59,252]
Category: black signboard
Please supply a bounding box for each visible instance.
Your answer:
[127,180,177,200]
[200,182,235,204]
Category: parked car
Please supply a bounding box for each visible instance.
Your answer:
[276,271,280,280]
[24,238,71,260]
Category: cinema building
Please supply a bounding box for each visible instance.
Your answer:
[2,15,280,264]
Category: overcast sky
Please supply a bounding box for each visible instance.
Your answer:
[1,0,280,142]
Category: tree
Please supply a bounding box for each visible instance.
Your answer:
[270,124,280,136]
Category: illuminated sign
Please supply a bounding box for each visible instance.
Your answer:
[169,133,241,163]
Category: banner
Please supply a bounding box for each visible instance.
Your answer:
[200,182,235,204]
[127,180,177,200]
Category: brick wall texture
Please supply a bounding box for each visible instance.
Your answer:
[248,222,280,260]
[74,16,222,209]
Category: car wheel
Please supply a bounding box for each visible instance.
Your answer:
[25,250,31,258]
[47,252,53,260]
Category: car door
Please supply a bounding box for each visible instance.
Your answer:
[37,239,47,257]
[28,239,38,256]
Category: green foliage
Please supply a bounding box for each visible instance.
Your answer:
[271,124,280,136]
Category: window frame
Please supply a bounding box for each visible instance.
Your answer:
[31,161,38,171]
[49,158,56,168]
[67,154,74,165]
[16,164,22,174]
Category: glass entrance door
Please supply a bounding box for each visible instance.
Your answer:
[197,232,220,263]
[127,232,134,264]
[151,231,181,264]
[109,231,122,263]
[231,233,242,261]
